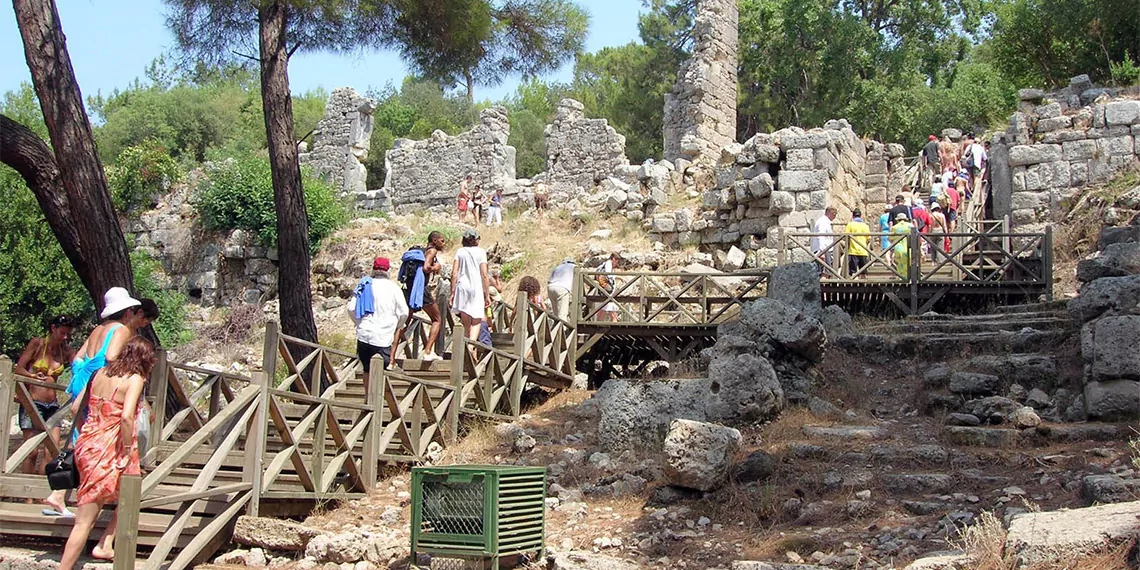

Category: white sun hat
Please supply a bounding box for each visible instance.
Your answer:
[100,286,141,319]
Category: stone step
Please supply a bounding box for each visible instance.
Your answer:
[865,316,1073,335]
[839,328,1073,359]
[943,423,1122,447]
[990,299,1071,315]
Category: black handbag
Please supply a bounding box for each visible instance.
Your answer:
[44,385,93,490]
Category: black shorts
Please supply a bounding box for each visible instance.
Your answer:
[422,286,436,307]
[18,401,60,431]
[357,340,391,373]
[848,255,868,275]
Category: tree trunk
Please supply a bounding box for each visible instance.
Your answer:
[12,0,136,314]
[259,1,318,344]
[0,114,91,288]
[465,70,475,106]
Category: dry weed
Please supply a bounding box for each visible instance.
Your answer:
[954,511,1008,570]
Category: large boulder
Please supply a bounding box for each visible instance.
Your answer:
[705,352,785,423]
[595,378,709,451]
[767,263,822,318]
[1083,316,1140,382]
[948,372,1000,396]
[232,516,318,551]
[1068,275,1140,322]
[1084,380,1140,421]
[734,298,827,362]
[663,419,742,492]
[1006,501,1140,565]
[1076,242,1140,283]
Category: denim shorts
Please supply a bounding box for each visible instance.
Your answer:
[18,400,61,431]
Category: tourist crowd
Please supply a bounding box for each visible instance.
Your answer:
[811,131,990,278]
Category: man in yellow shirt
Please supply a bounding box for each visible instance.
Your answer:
[843,209,872,278]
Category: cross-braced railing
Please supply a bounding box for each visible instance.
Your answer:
[574,269,769,327]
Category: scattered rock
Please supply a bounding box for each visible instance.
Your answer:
[215,548,269,567]
[1081,474,1140,504]
[1008,406,1041,429]
[305,532,367,564]
[733,450,776,483]
[663,419,742,492]
[549,551,641,570]
[944,413,981,427]
[705,352,786,423]
[512,433,537,454]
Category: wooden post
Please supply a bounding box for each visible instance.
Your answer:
[363,356,384,486]
[511,292,528,417]
[447,326,466,443]
[262,321,280,386]
[1044,225,1054,301]
[909,229,921,315]
[243,372,268,517]
[149,349,168,452]
[0,357,12,468]
[113,474,141,570]
[567,267,580,376]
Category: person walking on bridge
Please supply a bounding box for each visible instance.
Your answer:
[844,210,871,278]
[811,207,838,275]
[547,257,576,323]
[348,257,409,380]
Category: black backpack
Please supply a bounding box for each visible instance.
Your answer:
[397,247,426,299]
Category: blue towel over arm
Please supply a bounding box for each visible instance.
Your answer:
[354,276,375,320]
[401,249,427,311]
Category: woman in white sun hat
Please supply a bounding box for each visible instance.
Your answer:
[42,287,158,518]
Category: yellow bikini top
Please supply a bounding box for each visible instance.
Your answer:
[31,337,65,379]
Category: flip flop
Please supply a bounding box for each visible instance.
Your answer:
[41,507,75,517]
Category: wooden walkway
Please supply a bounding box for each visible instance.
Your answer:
[0,293,574,569]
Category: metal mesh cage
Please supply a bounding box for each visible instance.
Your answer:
[420,477,485,536]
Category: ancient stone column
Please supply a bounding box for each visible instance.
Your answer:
[663,0,739,166]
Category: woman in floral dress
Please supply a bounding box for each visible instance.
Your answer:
[59,336,153,569]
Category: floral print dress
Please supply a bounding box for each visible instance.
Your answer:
[74,388,140,506]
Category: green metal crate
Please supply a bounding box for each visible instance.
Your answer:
[411,465,546,569]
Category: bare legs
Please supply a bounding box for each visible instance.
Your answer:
[59,501,116,570]
[459,311,482,342]
[422,304,442,357]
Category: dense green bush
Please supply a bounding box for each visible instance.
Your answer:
[106,139,183,212]
[130,248,193,348]
[195,156,348,252]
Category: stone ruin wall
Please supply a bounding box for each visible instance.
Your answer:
[663,0,738,166]
[644,120,908,269]
[991,76,1140,231]
[129,183,277,307]
[300,87,374,196]
[382,106,516,211]
[543,99,629,196]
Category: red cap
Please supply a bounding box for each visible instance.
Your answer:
[929,135,938,141]
[373,257,390,271]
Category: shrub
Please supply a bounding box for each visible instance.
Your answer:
[131,249,194,348]
[106,139,183,212]
[194,156,348,252]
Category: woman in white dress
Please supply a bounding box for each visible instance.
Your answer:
[450,229,491,341]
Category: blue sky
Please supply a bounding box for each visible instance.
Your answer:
[1,1,645,104]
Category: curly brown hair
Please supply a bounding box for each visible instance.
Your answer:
[103,336,156,378]
[519,276,542,300]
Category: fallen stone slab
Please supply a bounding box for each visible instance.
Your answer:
[802,425,885,440]
[1033,423,1119,442]
[732,562,836,570]
[1006,500,1140,565]
[233,515,319,551]
[550,551,642,570]
[902,551,971,569]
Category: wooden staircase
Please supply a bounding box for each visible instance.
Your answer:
[0,293,576,569]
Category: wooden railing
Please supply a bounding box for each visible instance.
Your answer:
[776,227,1052,287]
[1,369,68,475]
[574,269,769,327]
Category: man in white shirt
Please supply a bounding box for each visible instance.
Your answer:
[811,207,838,274]
[963,133,988,197]
[546,257,576,322]
[347,257,409,384]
